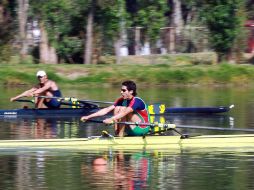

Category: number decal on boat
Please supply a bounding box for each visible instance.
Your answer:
[148,104,166,114]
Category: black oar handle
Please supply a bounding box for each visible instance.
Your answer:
[15,99,34,103]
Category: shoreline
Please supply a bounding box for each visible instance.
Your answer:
[1,63,254,87]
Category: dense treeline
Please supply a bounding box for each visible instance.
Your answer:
[0,0,252,64]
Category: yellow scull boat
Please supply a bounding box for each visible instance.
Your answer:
[0,134,254,150]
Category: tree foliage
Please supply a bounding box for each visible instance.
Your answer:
[0,0,16,61]
[200,0,245,61]
[0,0,252,64]
[131,0,169,45]
[30,0,84,62]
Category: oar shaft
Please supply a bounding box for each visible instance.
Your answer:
[85,119,254,132]
[85,119,176,128]
[177,125,254,132]
[117,121,176,128]
[35,96,113,104]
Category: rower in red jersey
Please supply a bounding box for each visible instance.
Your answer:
[81,80,151,137]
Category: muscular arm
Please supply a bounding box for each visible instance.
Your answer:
[112,107,133,120]
[10,87,38,102]
[103,107,133,124]
[81,105,115,121]
[32,81,52,95]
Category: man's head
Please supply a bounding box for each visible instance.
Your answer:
[121,80,137,97]
[36,70,47,78]
[36,70,47,83]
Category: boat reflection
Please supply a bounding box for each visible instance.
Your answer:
[0,146,252,189]
[81,149,178,189]
[0,114,235,139]
[0,117,81,139]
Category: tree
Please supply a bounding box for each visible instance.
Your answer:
[200,0,245,62]
[0,0,15,62]
[98,0,129,64]
[129,0,169,54]
[30,0,81,64]
[18,0,29,59]
[84,0,95,64]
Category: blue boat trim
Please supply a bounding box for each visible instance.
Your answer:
[0,105,233,118]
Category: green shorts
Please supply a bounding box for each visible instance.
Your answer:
[125,125,150,136]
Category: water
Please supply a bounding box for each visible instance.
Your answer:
[0,149,254,190]
[1,85,254,189]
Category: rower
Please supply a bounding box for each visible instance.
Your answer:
[81,80,151,137]
[10,70,62,109]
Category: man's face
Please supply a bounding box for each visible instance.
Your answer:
[120,85,133,99]
[37,75,47,84]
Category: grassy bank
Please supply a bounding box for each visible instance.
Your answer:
[0,63,254,87]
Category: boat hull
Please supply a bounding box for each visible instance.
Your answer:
[165,106,230,114]
[0,134,254,150]
[0,107,100,118]
[0,106,231,118]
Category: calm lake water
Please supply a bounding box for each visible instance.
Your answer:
[0,85,254,189]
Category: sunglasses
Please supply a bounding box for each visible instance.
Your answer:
[37,76,44,79]
[121,89,128,92]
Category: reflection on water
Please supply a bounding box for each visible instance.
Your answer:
[0,114,237,140]
[82,150,152,189]
[0,149,254,189]
[0,117,79,140]
[0,117,117,140]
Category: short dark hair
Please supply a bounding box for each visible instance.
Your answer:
[122,80,137,96]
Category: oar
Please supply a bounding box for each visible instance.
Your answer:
[83,119,254,132]
[35,95,114,104]
[84,119,176,128]
[35,95,166,114]
[176,124,254,132]
[14,98,89,108]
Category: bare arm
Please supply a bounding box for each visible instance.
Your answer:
[103,107,133,124]
[81,105,115,121]
[32,81,52,95]
[10,87,38,102]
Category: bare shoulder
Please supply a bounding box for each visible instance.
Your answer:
[45,80,56,85]
[47,80,59,89]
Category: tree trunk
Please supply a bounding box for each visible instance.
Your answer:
[39,22,58,64]
[134,27,142,55]
[0,5,3,23]
[39,22,49,64]
[172,0,183,33]
[114,39,121,64]
[171,0,184,52]
[114,2,129,63]
[84,1,94,64]
[18,0,29,59]
[48,46,58,64]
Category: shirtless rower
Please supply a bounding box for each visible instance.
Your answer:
[10,70,62,108]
